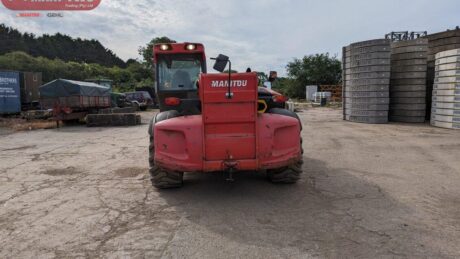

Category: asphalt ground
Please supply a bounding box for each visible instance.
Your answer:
[1,108,460,258]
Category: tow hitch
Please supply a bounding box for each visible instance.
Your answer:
[223,160,238,182]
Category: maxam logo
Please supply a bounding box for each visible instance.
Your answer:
[2,0,101,11]
[211,80,248,88]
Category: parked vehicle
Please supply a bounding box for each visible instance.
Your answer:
[111,92,132,108]
[124,91,153,111]
[0,70,42,112]
[136,87,157,107]
[148,43,302,188]
[40,79,111,121]
[20,72,42,110]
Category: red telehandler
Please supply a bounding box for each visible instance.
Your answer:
[148,43,303,188]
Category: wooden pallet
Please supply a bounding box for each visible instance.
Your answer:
[319,85,342,102]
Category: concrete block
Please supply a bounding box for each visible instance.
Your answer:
[431,114,460,123]
[435,70,460,77]
[390,78,425,85]
[346,85,389,92]
[390,104,426,110]
[435,63,460,71]
[345,115,388,124]
[390,110,426,117]
[432,89,460,96]
[435,56,460,65]
[346,65,391,74]
[86,114,141,127]
[349,52,391,61]
[391,45,428,54]
[391,38,428,48]
[344,91,389,98]
[344,110,388,117]
[391,59,427,66]
[345,59,391,68]
[391,65,427,73]
[390,91,426,98]
[432,95,460,102]
[349,39,390,48]
[433,83,460,90]
[391,97,426,104]
[391,52,427,61]
[431,108,460,116]
[391,71,427,79]
[435,48,460,59]
[389,116,425,123]
[430,120,460,129]
[344,103,389,111]
[343,97,389,104]
[390,84,426,92]
[346,78,390,86]
[345,72,391,80]
[345,45,390,55]
[431,101,460,109]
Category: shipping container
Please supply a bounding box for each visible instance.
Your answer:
[20,72,42,109]
[0,71,21,114]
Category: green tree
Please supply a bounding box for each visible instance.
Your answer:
[138,36,176,68]
[0,51,152,93]
[285,53,341,98]
[0,24,126,68]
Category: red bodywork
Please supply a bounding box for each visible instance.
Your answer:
[153,72,301,172]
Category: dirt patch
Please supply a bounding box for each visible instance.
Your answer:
[0,117,57,132]
[42,166,82,176]
[114,167,147,178]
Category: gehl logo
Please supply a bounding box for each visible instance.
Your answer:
[211,80,248,88]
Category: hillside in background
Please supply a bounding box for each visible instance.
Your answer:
[0,24,126,68]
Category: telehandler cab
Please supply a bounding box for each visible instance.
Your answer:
[148,42,303,188]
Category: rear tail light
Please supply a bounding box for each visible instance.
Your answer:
[165,97,181,106]
[273,95,288,103]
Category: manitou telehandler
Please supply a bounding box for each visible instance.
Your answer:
[148,42,303,188]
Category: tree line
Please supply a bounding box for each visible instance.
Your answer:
[0,51,152,93]
[0,24,126,68]
[0,24,342,98]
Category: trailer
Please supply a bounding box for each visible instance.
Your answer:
[20,72,42,110]
[0,71,21,115]
[40,79,111,121]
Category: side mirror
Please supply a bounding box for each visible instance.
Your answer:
[268,71,278,82]
[212,54,229,72]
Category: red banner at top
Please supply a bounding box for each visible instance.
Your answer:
[2,0,102,11]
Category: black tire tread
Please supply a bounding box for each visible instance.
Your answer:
[267,160,303,184]
[148,113,184,189]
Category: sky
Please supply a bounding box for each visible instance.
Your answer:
[1,0,459,76]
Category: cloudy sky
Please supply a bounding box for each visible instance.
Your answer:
[1,0,459,75]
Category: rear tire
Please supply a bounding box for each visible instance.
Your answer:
[133,102,140,111]
[266,108,303,183]
[148,111,183,189]
[268,108,302,130]
[267,160,303,184]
